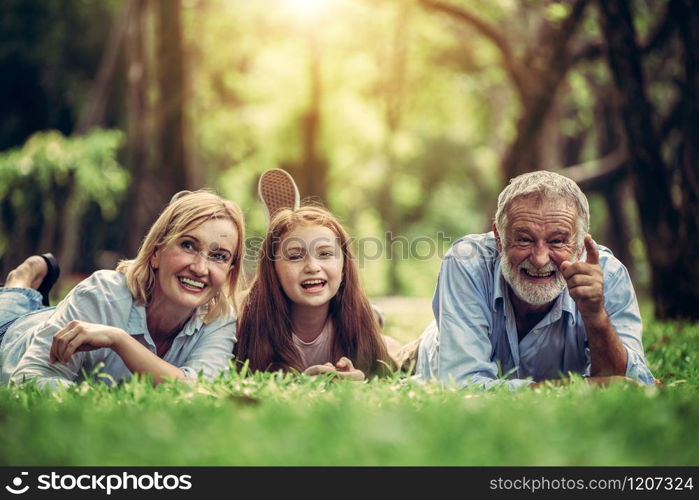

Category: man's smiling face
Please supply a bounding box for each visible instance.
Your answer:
[497,195,580,307]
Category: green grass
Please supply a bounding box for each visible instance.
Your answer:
[1,317,698,466]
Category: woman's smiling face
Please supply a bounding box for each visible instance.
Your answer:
[149,217,238,314]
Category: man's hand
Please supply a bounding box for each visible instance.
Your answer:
[561,234,605,324]
[50,320,125,364]
[561,234,627,376]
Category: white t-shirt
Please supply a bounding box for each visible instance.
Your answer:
[292,320,334,369]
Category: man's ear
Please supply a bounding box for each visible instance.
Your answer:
[493,224,502,252]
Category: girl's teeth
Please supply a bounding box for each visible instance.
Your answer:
[301,280,325,288]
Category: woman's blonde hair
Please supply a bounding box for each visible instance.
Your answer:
[116,189,245,322]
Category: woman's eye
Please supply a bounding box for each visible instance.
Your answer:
[319,251,334,258]
[287,254,303,261]
[211,252,229,262]
[181,240,195,251]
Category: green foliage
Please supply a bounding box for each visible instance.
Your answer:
[0,318,697,466]
[0,129,128,216]
[184,0,510,295]
[0,129,128,260]
[0,0,692,302]
[545,2,572,24]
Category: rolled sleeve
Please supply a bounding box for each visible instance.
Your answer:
[624,347,655,385]
[602,262,655,385]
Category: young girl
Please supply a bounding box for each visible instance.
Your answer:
[235,206,394,379]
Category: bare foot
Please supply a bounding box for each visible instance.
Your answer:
[4,256,48,289]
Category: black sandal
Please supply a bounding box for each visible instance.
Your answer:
[37,253,61,306]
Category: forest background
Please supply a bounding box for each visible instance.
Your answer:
[1,0,698,325]
[2,0,699,468]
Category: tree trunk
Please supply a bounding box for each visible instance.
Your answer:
[156,0,188,197]
[299,31,327,202]
[124,0,189,254]
[126,0,155,256]
[597,0,699,319]
[592,78,635,276]
[501,0,589,179]
[601,179,635,274]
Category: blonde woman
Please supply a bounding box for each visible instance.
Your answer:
[0,190,245,388]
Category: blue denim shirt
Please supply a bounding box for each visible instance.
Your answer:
[0,270,236,387]
[416,232,655,389]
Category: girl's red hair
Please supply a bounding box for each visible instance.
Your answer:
[235,206,394,376]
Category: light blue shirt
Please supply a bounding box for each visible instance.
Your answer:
[416,232,655,389]
[0,270,236,387]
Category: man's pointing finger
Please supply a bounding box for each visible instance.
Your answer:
[584,234,599,265]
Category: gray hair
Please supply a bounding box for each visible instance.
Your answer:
[494,171,590,249]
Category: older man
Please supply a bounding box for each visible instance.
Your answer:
[415,171,655,389]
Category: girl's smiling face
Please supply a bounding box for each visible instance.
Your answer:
[274,223,344,309]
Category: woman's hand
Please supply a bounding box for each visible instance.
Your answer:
[50,320,126,364]
[51,320,186,384]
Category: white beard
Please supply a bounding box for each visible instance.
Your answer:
[500,254,570,306]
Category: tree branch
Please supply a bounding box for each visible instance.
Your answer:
[555,145,629,190]
[417,0,526,98]
[641,0,679,54]
[571,41,604,64]
[546,0,591,70]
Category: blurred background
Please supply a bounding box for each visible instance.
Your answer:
[1,0,697,326]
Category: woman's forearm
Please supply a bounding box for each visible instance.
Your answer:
[112,333,186,384]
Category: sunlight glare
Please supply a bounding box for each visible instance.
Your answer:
[286,0,334,18]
